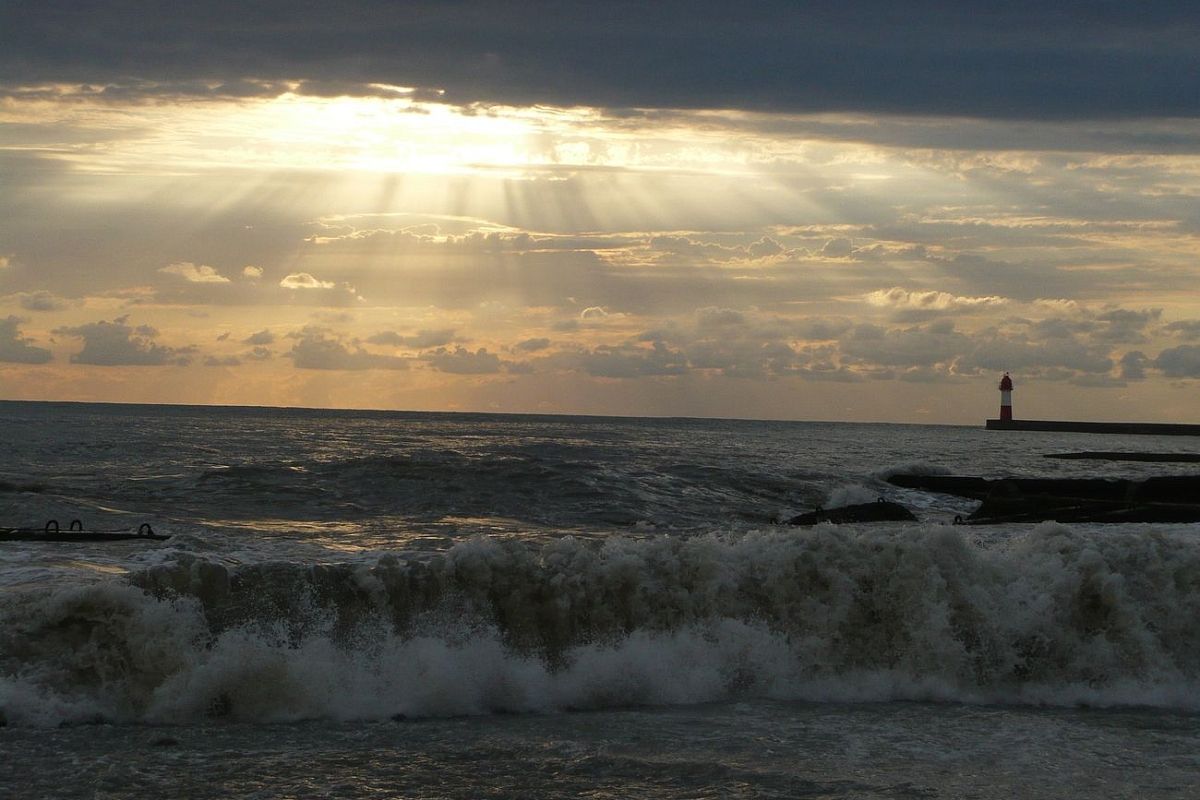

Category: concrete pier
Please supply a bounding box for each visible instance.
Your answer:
[986,419,1200,436]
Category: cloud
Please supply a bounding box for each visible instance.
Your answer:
[695,307,746,328]
[748,237,785,259]
[159,262,230,283]
[14,290,70,311]
[54,316,195,366]
[1029,317,1090,339]
[1119,350,1148,381]
[286,326,408,370]
[1155,345,1200,378]
[280,272,336,290]
[648,236,743,262]
[243,329,275,345]
[422,346,504,374]
[1164,320,1200,341]
[1033,298,1082,313]
[841,321,970,368]
[1023,304,1164,348]
[550,342,689,379]
[1093,307,1161,343]
[367,328,457,349]
[683,337,804,379]
[957,334,1114,376]
[6,3,1197,119]
[242,265,263,279]
[0,316,52,363]
[515,337,551,352]
[928,253,1114,302]
[132,262,363,308]
[821,238,854,258]
[314,311,356,324]
[204,355,241,367]
[865,287,1008,313]
[794,318,854,340]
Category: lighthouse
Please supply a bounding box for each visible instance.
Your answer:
[998,373,1013,421]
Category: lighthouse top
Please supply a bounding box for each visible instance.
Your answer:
[998,373,1013,391]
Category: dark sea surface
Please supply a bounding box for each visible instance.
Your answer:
[2,400,1199,798]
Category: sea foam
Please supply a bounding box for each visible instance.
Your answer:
[2,522,1199,726]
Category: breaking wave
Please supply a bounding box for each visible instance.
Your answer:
[3,523,1200,727]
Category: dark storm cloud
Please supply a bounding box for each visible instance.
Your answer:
[3,1,1198,119]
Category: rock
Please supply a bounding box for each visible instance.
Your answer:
[885,474,992,499]
[1044,452,1200,463]
[786,500,917,526]
[890,473,1200,524]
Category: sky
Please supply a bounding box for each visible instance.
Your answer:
[2,1,1200,422]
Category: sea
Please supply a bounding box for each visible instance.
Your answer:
[1,399,1198,799]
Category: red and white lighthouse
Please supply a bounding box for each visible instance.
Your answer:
[998,373,1014,421]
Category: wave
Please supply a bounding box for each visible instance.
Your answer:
[3,523,1199,726]
[170,450,823,527]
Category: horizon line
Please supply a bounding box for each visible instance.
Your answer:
[0,397,973,428]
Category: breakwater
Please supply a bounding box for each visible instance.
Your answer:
[986,419,1200,436]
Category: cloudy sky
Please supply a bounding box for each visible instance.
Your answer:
[2,1,1200,422]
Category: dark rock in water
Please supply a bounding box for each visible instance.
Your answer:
[58,713,109,728]
[0,480,44,493]
[889,473,1200,524]
[787,500,917,526]
[151,736,180,747]
[1045,452,1200,463]
[886,474,992,499]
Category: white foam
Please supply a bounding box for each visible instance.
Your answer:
[4,525,1200,726]
[825,484,880,508]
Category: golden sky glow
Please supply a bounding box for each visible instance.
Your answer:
[3,85,1200,422]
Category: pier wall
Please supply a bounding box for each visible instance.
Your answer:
[986,419,1200,436]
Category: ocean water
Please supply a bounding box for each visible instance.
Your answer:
[1,400,1199,798]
